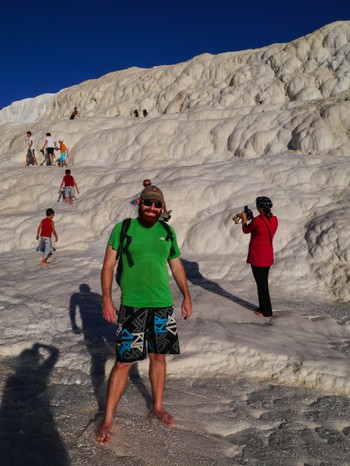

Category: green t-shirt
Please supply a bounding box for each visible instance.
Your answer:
[108,218,181,307]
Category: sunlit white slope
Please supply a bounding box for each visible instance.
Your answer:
[0,21,349,302]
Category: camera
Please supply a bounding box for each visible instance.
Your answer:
[232,205,254,224]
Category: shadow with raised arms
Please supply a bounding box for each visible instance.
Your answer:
[0,343,69,465]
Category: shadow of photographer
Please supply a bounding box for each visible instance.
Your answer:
[0,343,69,465]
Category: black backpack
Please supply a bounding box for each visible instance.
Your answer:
[115,218,176,285]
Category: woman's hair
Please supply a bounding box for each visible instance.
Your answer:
[256,196,273,219]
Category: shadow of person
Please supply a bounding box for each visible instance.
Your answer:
[181,259,255,311]
[69,284,115,412]
[70,284,153,417]
[0,343,69,466]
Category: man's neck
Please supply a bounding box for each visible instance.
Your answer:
[137,217,158,228]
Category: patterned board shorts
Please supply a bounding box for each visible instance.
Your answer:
[115,305,180,363]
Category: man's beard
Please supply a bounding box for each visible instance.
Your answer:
[138,205,162,226]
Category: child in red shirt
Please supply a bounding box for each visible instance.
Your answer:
[36,208,58,265]
[58,169,80,205]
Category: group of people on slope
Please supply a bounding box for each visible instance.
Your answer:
[25,107,78,167]
[36,170,79,265]
[26,131,69,167]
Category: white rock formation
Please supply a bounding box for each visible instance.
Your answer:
[0,20,349,301]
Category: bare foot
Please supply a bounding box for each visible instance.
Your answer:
[41,260,48,266]
[152,407,174,426]
[95,421,112,445]
[254,311,273,319]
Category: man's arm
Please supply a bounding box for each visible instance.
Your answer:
[101,244,118,323]
[41,140,47,151]
[168,257,192,320]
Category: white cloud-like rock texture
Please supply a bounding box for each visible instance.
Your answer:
[0,20,349,302]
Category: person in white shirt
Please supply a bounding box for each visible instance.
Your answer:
[41,132,57,166]
[26,131,38,166]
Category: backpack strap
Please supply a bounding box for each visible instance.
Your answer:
[118,218,134,267]
[115,218,133,285]
[159,220,176,257]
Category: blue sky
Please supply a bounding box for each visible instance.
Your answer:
[1,0,349,110]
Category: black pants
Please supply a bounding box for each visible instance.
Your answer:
[251,265,272,317]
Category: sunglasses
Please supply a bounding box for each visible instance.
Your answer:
[142,199,163,209]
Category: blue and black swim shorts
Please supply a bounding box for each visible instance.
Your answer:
[115,305,180,363]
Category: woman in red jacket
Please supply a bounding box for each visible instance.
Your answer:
[241,197,278,318]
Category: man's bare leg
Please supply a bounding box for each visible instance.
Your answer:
[95,361,132,444]
[149,353,174,426]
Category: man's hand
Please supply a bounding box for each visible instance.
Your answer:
[102,298,117,324]
[168,257,192,321]
[181,296,192,320]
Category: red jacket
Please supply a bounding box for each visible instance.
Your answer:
[242,213,278,267]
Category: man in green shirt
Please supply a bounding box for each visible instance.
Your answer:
[96,186,192,445]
